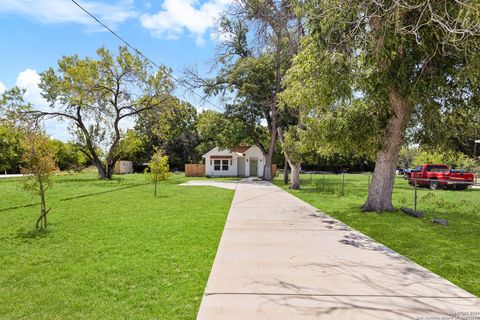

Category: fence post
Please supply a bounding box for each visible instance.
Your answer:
[414,179,418,212]
[341,174,345,196]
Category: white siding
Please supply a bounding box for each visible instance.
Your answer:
[244,146,266,177]
[204,147,238,176]
[202,145,266,177]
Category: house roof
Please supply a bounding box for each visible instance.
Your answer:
[202,145,254,158]
[232,146,252,154]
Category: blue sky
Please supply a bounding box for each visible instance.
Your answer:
[0,0,229,140]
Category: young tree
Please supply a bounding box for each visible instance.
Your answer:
[283,0,480,211]
[21,129,57,229]
[145,149,170,197]
[24,46,173,179]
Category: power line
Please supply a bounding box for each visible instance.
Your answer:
[70,0,224,112]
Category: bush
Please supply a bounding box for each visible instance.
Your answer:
[0,124,25,173]
[50,140,87,171]
[413,149,479,173]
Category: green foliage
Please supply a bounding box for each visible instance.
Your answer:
[145,149,170,196]
[1,86,88,173]
[133,97,200,169]
[205,54,277,155]
[397,146,420,170]
[226,56,276,110]
[195,110,252,155]
[282,126,315,164]
[281,0,480,209]
[409,102,480,158]
[0,124,25,173]
[21,131,58,229]
[413,149,479,172]
[283,1,480,157]
[0,87,33,125]
[0,123,87,174]
[21,134,57,194]
[116,129,144,162]
[49,139,87,171]
[38,46,174,179]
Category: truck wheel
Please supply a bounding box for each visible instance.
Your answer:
[429,180,439,190]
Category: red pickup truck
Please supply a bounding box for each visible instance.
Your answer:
[408,164,476,190]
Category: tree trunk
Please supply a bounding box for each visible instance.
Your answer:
[363,89,410,212]
[289,162,301,189]
[104,161,115,179]
[277,127,301,189]
[36,182,47,229]
[263,153,273,181]
[262,121,277,181]
[93,158,107,179]
[76,115,108,179]
[283,155,289,185]
[104,115,121,180]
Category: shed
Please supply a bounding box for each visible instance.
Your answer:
[113,160,134,174]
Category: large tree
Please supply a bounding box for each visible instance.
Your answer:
[132,96,199,169]
[237,0,304,184]
[27,46,173,179]
[283,0,480,211]
[410,100,480,158]
[195,109,253,156]
[187,0,303,181]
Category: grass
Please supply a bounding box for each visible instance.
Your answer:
[0,173,234,320]
[274,173,480,297]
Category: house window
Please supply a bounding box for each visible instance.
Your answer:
[222,159,229,171]
[214,160,221,171]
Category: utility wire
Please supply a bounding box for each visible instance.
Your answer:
[70,0,224,112]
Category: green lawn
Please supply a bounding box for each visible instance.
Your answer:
[0,173,234,320]
[275,173,480,297]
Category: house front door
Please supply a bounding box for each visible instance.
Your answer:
[249,159,258,176]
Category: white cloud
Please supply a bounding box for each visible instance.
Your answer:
[16,69,47,108]
[0,0,137,28]
[0,81,5,94]
[140,0,231,46]
[15,69,70,141]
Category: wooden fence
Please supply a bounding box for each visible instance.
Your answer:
[272,164,277,177]
[185,164,205,177]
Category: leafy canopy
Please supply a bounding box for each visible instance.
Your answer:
[146,149,170,184]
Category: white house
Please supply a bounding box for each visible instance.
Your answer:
[202,146,266,177]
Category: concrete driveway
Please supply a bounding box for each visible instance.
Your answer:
[197,180,480,319]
